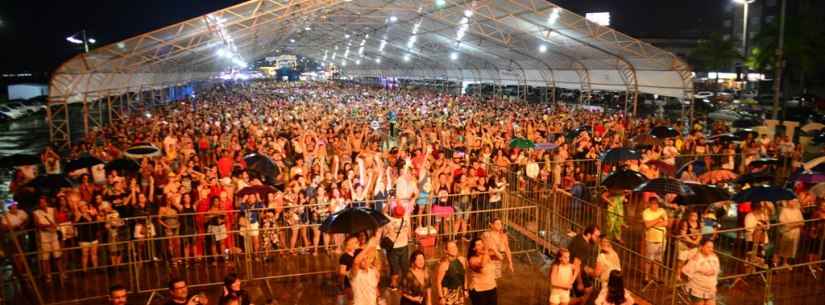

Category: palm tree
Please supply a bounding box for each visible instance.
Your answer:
[690,33,743,90]
[747,12,825,94]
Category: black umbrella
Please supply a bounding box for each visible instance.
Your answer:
[708,133,739,143]
[602,168,646,190]
[634,177,695,196]
[650,126,679,138]
[676,160,707,177]
[124,144,162,159]
[732,118,761,128]
[732,186,795,203]
[15,174,75,195]
[105,158,140,174]
[733,129,758,141]
[236,185,278,197]
[320,207,391,234]
[244,153,279,185]
[675,183,730,205]
[601,148,641,164]
[736,172,774,185]
[632,134,662,147]
[0,154,40,168]
[565,126,591,139]
[65,156,104,173]
[749,158,779,168]
[813,132,825,144]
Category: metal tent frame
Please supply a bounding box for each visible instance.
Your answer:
[47,0,693,148]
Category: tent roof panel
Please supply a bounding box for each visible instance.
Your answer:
[50,0,693,102]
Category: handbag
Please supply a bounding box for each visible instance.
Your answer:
[381,218,404,251]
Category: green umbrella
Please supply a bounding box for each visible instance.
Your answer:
[509,138,535,149]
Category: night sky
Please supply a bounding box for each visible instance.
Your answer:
[0,0,724,74]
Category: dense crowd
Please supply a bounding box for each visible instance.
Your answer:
[2,81,825,305]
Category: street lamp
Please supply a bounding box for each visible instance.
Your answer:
[733,0,755,84]
[66,30,96,53]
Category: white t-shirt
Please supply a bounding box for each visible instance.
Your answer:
[351,267,379,305]
[388,215,410,248]
[33,207,58,241]
[682,253,720,298]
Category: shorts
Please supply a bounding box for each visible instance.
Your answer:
[242,222,260,237]
[79,240,99,248]
[210,225,228,241]
[549,288,571,304]
[441,288,465,305]
[688,288,715,302]
[454,200,471,220]
[388,245,410,276]
[678,246,698,261]
[645,241,665,262]
[38,235,62,260]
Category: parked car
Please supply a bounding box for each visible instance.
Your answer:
[0,113,11,123]
[0,105,27,119]
[708,109,743,122]
[6,102,34,115]
[21,99,46,113]
[695,91,714,99]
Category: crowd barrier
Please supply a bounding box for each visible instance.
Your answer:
[515,187,825,305]
[2,190,540,305]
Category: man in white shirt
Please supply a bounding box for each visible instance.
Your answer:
[385,204,410,290]
[642,197,668,283]
[33,196,64,282]
[744,203,769,257]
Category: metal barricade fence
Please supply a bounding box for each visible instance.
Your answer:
[515,189,679,305]
[5,190,539,305]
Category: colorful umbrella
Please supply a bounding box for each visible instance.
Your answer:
[808,182,825,198]
[236,185,278,197]
[509,138,535,149]
[698,170,738,184]
[645,159,676,177]
[796,173,825,185]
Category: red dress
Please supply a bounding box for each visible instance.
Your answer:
[221,198,235,249]
[195,198,211,256]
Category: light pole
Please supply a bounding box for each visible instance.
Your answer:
[66,30,96,53]
[734,0,755,87]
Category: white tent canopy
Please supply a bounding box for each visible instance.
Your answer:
[49,0,693,104]
[46,0,693,147]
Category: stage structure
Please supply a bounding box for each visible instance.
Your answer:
[48,0,693,148]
